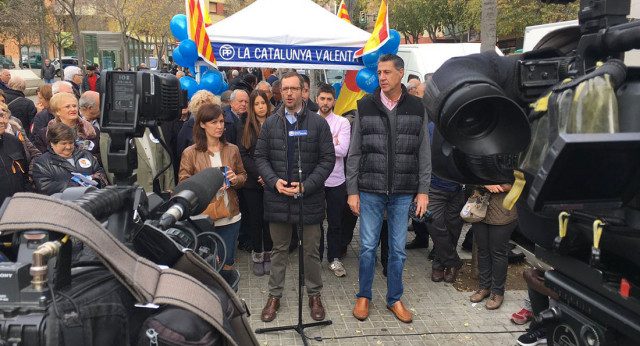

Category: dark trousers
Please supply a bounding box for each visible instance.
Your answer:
[341,203,357,252]
[426,188,466,269]
[242,188,272,252]
[319,183,346,261]
[380,220,389,267]
[474,221,518,295]
[237,188,251,245]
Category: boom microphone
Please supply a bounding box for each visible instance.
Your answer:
[158,167,224,230]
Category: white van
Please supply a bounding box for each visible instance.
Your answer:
[397,43,503,84]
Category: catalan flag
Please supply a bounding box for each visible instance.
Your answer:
[334,0,367,115]
[337,0,351,23]
[354,0,389,58]
[185,0,216,66]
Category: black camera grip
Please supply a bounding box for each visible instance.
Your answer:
[603,21,640,52]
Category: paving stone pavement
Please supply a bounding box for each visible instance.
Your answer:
[234,224,529,345]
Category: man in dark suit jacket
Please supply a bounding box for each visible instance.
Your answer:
[223,89,248,145]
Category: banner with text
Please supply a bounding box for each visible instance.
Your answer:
[211,42,364,70]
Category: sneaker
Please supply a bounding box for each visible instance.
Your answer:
[517,326,547,346]
[329,259,346,277]
[511,308,534,325]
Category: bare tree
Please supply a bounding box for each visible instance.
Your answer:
[1,0,41,68]
[56,0,86,68]
[94,0,151,69]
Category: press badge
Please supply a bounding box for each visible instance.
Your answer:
[289,130,308,137]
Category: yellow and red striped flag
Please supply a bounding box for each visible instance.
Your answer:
[185,0,216,66]
[337,0,351,23]
[334,0,367,115]
[354,0,389,58]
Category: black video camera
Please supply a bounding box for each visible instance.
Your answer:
[426,0,640,345]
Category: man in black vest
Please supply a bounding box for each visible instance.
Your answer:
[347,54,431,323]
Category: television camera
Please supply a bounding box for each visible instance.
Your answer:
[425,0,640,344]
[0,71,249,345]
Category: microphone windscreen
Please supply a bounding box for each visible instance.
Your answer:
[174,167,224,215]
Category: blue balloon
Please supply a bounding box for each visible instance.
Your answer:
[179,39,199,66]
[220,81,229,93]
[180,76,199,100]
[200,72,223,94]
[356,68,379,93]
[204,68,222,78]
[332,82,342,99]
[172,48,188,67]
[381,29,401,55]
[170,15,188,42]
[361,49,382,70]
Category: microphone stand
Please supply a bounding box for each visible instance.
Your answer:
[255,110,332,345]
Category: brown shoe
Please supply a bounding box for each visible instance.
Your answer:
[485,293,504,310]
[444,261,463,283]
[352,297,369,321]
[309,295,325,321]
[260,297,280,322]
[470,289,491,303]
[386,301,413,323]
[431,268,445,282]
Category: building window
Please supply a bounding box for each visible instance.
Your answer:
[209,1,217,13]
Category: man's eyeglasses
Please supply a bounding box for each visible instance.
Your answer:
[281,87,301,93]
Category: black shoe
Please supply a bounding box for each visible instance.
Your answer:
[517,326,546,346]
[289,242,298,253]
[237,242,252,252]
[427,249,435,260]
[382,265,387,277]
[508,249,525,264]
[406,238,428,249]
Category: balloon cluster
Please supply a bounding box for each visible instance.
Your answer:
[355,29,401,93]
[170,14,228,99]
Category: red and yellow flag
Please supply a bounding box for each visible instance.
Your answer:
[354,0,389,58]
[337,0,351,23]
[334,0,366,115]
[186,0,216,66]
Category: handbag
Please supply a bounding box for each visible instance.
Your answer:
[460,189,491,223]
[202,194,230,221]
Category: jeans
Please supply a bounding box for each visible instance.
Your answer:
[214,220,241,266]
[357,192,412,306]
[44,78,54,84]
[319,183,346,261]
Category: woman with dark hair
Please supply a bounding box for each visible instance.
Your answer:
[179,103,247,269]
[32,122,107,195]
[239,90,273,276]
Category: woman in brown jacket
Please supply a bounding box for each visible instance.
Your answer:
[469,184,518,310]
[179,103,247,269]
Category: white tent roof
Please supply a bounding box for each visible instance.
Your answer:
[206,0,370,69]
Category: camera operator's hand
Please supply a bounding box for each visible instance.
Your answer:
[348,194,360,216]
[484,185,504,193]
[226,168,238,186]
[414,193,429,218]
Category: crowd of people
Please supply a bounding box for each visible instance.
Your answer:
[0,54,545,346]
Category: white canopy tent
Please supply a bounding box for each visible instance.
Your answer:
[205,0,370,70]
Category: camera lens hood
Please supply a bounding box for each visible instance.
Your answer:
[440,82,530,156]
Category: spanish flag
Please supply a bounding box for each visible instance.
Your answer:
[186,0,216,66]
[337,0,351,23]
[333,0,366,115]
[354,0,390,58]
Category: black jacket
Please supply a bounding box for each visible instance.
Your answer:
[81,73,101,93]
[0,133,31,202]
[255,103,335,224]
[30,109,54,142]
[223,105,244,145]
[237,117,262,190]
[5,89,37,138]
[41,64,56,80]
[177,114,194,159]
[32,148,106,196]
